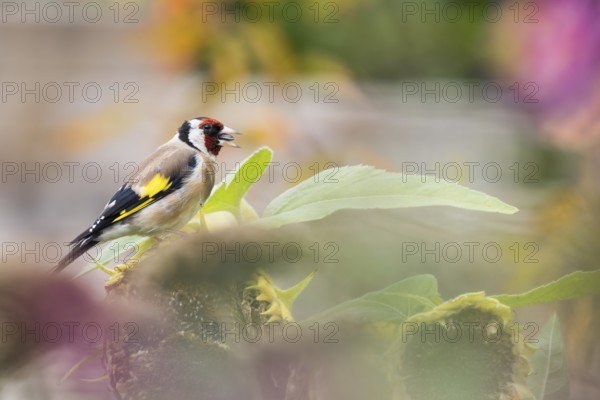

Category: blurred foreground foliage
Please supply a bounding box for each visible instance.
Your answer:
[58,147,594,399]
[1,147,597,398]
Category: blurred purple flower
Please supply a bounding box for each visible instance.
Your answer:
[519,0,600,115]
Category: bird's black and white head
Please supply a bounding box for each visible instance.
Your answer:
[178,117,239,156]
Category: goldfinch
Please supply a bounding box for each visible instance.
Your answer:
[54,117,239,273]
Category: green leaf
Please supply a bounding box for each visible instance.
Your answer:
[202,147,272,216]
[528,314,569,400]
[306,275,440,324]
[255,165,518,228]
[492,270,600,308]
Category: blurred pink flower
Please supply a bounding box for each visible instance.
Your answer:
[521,0,600,114]
[493,0,600,147]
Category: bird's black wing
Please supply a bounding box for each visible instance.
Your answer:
[79,154,199,240]
[54,154,198,273]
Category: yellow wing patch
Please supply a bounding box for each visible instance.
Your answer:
[111,174,173,223]
[141,174,173,198]
[113,198,154,222]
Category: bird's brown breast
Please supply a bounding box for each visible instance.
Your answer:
[127,148,217,234]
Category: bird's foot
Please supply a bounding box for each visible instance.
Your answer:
[91,258,117,276]
[104,263,132,290]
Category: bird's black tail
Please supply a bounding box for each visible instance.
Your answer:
[53,235,99,274]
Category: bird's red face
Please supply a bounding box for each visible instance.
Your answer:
[199,118,224,155]
[179,117,240,156]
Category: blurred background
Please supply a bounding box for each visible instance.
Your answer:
[0,0,599,398]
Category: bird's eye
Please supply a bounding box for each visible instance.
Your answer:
[203,124,211,131]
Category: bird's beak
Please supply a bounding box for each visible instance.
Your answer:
[218,126,241,147]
